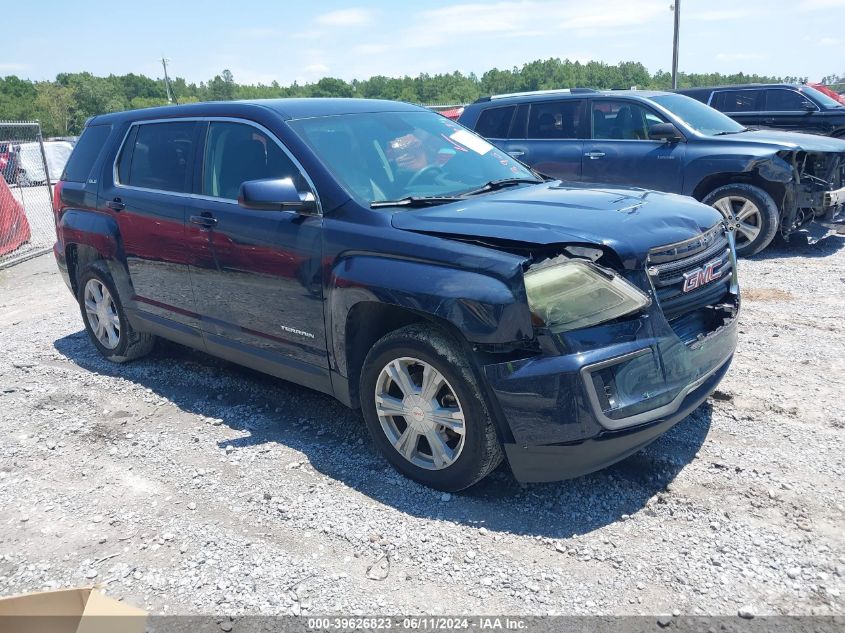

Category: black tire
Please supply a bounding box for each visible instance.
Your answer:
[77,264,155,363]
[702,183,780,257]
[360,324,503,492]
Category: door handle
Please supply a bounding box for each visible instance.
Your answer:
[106,198,125,211]
[584,151,606,160]
[190,213,218,229]
[508,150,525,157]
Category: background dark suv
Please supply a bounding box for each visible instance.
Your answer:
[677,83,845,138]
[459,89,845,256]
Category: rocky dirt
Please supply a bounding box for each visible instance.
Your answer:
[0,236,843,617]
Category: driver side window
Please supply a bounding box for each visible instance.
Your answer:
[592,101,666,140]
[202,122,307,201]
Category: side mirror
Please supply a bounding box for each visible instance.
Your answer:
[238,178,319,215]
[648,122,684,142]
[801,101,817,112]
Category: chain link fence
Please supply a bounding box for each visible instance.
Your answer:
[0,121,57,269]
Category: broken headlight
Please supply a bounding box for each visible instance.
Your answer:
[524,259,651,333]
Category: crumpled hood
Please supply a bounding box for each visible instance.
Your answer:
[390,183,723,269]
[723,129,845,152]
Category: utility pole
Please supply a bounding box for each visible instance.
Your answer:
[161,57,177,104]
[671,1,681,89]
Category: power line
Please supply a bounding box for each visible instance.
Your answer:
[161,57,178,105]
[671,1,681,89]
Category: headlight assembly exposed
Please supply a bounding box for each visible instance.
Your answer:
[523,258,651,332]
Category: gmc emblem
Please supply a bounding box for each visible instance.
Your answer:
[682,258,724,293]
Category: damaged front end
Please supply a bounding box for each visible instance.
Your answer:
[780,149,845,238]
[481,222,739,482]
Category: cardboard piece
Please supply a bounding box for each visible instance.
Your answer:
[0,586,146,633]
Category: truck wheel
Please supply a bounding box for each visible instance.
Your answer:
[702,184,779,256]
[77,265,155,363]
[360,324,503,492]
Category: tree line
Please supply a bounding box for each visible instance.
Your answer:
[0,58,814,137]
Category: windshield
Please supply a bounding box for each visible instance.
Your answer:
[288,111,540,206]
[801,85,844,109]
[649,94,747,136]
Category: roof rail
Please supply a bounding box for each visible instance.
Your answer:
[473,88,598,103]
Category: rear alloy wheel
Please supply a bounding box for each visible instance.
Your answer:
[360,324,503,491]
[77,266,155,363]
[83,278,121,350]
[702,183,779,256]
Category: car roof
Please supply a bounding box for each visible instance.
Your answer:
[678,83,803,92]
[473,89,674,106]
[88,98,427,126]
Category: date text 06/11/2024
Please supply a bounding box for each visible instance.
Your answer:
[306,617,528,630]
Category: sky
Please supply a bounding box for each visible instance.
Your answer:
[4,0,844,85]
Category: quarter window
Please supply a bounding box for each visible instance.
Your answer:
[765,89,816,112]
[591,101,665,140]
[202,122,306,201]
[710,90,763,113]
[474,106,516,138]
[527,100,586,139]
[62,124,111,183]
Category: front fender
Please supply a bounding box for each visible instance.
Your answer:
[683,146,794,197]
[328,255,533,376]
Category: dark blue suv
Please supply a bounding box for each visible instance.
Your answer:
[459,89,845,256]
[54,98,738,491]
[677,83,845,138]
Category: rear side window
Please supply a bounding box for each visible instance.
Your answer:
[527,100,586,139]
[766,89,815,111]
[62,125,111,182]
[710,90,763,113]
[475,106,516,138]
[118,121,198,193]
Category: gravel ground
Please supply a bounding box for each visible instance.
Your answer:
[0,236,843,617]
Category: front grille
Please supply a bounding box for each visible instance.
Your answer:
[648,223,733,325]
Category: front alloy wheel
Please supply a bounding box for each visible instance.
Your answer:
[710,196,762,248]
[702,183,780,256]
[360,324,503,491]
[374,357,466,470]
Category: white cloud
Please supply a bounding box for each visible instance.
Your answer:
[315,8,374,27]
[799,0,845,8]
[686,10,750,21]
[303,63,330,74]
[353,44,389,56]
[818,37,842,46]
[715,53,765,61]
[402,1,667,48]
[0,63,27,72]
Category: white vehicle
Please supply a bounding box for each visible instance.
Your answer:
[16,141,74,186]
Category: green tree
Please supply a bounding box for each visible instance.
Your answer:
[33,83,75,136]
[207,69,236,100]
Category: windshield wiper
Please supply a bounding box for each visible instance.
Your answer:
[461,177,545,196]
[370,195,465,208]
[713,128,750,136]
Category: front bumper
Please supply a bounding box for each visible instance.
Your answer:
[482,291,738,483]
[500,353,731,482]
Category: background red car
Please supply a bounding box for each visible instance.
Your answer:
[809,83,845,105]
[0,174,31,256]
